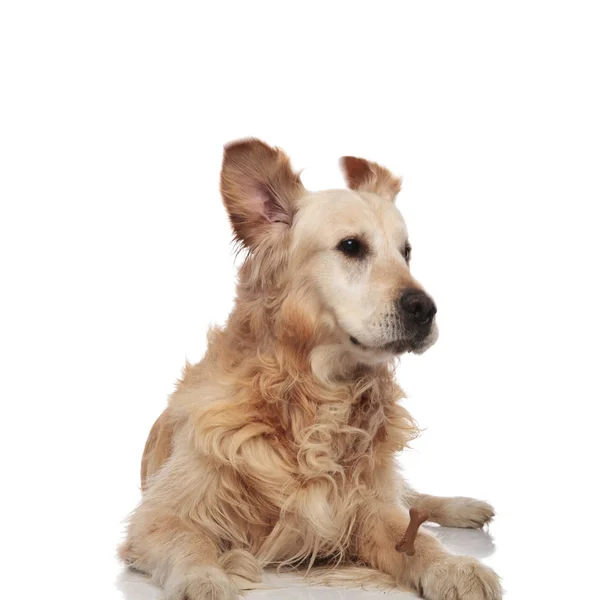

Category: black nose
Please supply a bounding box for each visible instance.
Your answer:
[400,289,437,326]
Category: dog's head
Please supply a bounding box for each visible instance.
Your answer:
[220,139,438,363]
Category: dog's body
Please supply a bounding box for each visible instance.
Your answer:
[121,140,502,599]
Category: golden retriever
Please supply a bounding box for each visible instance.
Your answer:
[120,139,502,600]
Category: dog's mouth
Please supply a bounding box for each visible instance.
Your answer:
[349,335,412,354]
[349,323,438,355]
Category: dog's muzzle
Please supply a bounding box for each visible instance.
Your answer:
[349,288,438,355]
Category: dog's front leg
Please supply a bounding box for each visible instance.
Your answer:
[406,490,495,529]
[354,503,502,599]
[120,506,239,600]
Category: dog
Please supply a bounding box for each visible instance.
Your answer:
[120,139,502,600]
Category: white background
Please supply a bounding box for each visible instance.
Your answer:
[1,2,599,599]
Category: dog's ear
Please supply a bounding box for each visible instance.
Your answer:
[340,156,402,201]
[220,138,305,248]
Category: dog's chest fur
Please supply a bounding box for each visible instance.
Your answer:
[286,391,387,477]
[188,357,415,560]
[243,384,410,561]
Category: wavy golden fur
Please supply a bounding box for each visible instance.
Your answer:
[120,139,502,600]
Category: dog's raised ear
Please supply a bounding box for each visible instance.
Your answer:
[220,138,305,248]
[340,156,402,201]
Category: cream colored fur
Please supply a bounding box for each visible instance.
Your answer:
[120,139,502,600]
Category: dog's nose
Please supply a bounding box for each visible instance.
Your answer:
[399,289,437,326]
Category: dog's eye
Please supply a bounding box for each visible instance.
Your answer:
[337,238,364,258]
[403,242,412,263]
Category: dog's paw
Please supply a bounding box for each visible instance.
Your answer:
[436,497,495,529]
[420,555,502,600]
[165,566,238,600]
